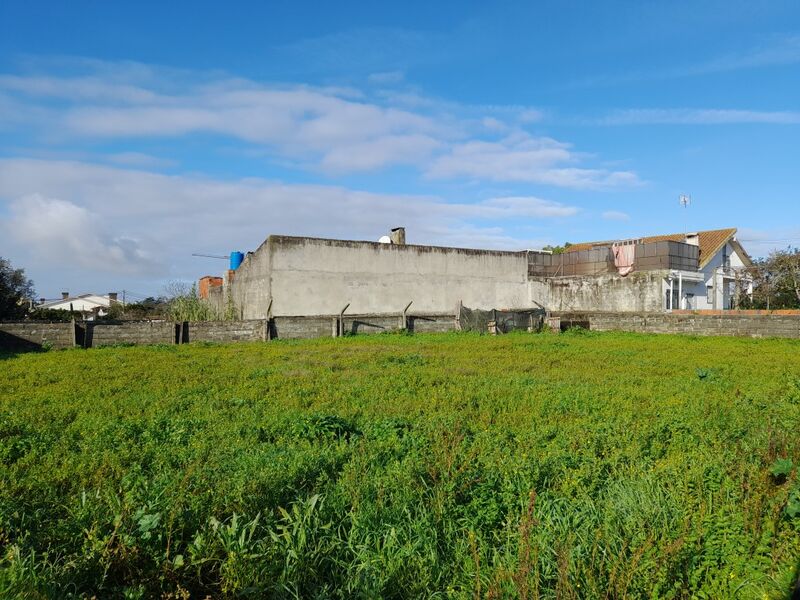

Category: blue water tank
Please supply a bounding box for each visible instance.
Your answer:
[230,251,244,270]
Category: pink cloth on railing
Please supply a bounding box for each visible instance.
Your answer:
[613,243,635,276]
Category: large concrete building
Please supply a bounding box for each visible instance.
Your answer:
[203,227,752,319]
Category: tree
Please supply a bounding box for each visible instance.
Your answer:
[0,257,35,320]
[542,242,573,255]
[745,248,800,310]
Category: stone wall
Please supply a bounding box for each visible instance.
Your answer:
[186,320,266,343]
[556,311,800,338]
[0,321,74,350]
[84,321,176,347]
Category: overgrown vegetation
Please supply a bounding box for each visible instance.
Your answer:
[1,331,799,598]
[167,283,220,322]
[744,247,800,310]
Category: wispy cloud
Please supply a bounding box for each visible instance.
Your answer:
[368,70,405,85]
[561,34,800,91]
[602,210,630,221]
[0,59,640,189]
[678,34,800,76]
[599,108,800,126]
[737,227,800,258]
[106,152,177,168]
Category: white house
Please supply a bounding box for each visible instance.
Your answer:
[37,292,119,319]
[674,230,753,310]
[566,228,753,311]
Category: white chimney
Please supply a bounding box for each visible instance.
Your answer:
[685,233,700,246]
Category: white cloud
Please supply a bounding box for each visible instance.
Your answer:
[600,108,800,126]
[427,132,640,188]
[4,193,159,274]
[602,210,630,221]
[0,60,639,187]
[0,159,579,284]
[467,197,579,219]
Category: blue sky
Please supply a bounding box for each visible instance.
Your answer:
[1,0,798,297]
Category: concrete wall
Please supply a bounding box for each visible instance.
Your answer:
[532,271,667,313]
[0,321,74,350]
[230,236,532,318]
[556,311,800,338]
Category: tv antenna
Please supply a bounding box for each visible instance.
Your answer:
[679,194,691,237]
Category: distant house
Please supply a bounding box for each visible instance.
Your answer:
[37,292,119,320]
[564,228,753,310]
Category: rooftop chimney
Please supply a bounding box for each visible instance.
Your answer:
[61,291,69,300]
[389,227,406,245]
[685,233,700,247]
[108,292,118,302]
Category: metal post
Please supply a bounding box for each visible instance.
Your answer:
[337,303,350,337]
[265,298,273,341]
[678,272,683,310]
[401,301,413,330]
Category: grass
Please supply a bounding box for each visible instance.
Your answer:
[1,330,799,598]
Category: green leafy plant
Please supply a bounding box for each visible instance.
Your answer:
[769,458,794,480]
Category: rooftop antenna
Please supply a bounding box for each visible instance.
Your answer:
[679,194,691,236]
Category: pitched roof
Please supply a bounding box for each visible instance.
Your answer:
[565,228,739,269]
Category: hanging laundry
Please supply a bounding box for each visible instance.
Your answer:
[613,243,635,276]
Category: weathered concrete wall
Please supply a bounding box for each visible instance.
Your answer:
[0,321,74,350]
[557,311,800,338]
[230,236,532,318]
[533,271,666,313]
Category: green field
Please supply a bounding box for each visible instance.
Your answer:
[1,331,799,598]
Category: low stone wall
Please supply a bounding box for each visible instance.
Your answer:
[85,321,176,347]
[556,311,800,338]
[0,321,74,350]
[408,314,456,333]
[271,316,334,339]
[187,320,266,343]
[6,310,800,351]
